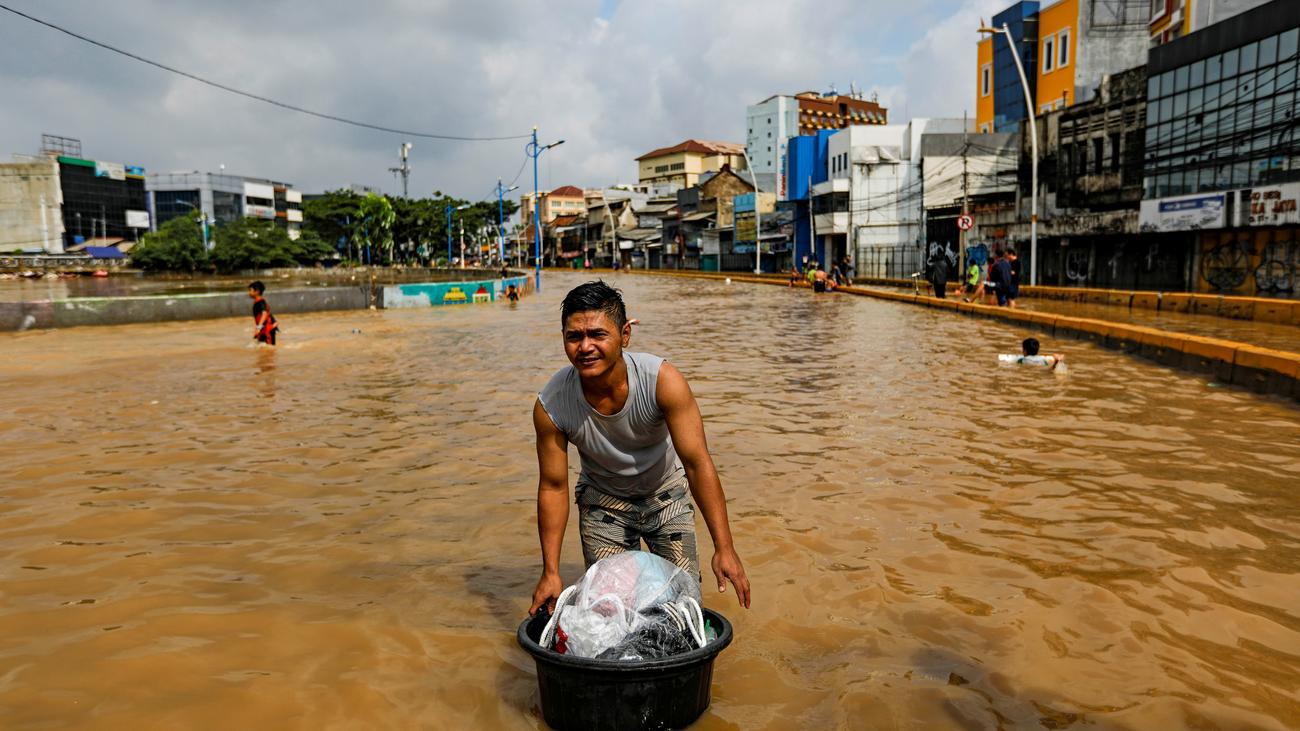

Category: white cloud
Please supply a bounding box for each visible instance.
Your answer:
[0,0,1008,205]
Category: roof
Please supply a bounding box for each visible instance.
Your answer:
[550,185,584,197]
[640,201,678,214]
[550,214,582,227]
[636,139,745,161]
[83,246,126,259]
[681,211,716,222]
[617,227,661,242]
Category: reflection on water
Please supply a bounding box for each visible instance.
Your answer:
[1,272,1298,730]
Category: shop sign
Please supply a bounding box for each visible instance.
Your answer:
[1245,183,1300,226]
[1139,193,1225,232]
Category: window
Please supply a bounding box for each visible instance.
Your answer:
[1093,138,1103,174]
[980,122,991,133]
[981,63,992,97]
[1043,35,1056,73]
[1058,28,1070,67]
[1150,0,1166,21]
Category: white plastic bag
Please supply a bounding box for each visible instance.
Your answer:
[555,551,701,659]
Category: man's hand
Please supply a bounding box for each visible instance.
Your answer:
[529,571,564,616]
[711,547,751,609]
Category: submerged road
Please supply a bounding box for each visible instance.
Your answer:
[1,271,1297,729]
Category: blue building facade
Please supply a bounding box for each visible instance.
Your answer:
[991,1,1039,133]
[784,130,836,267]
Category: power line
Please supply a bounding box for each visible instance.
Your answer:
[0,2,531,142]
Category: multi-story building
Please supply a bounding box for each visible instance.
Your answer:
[635,140,746,196]
[1149,0,1273,48]
[520,185,586,227]
[1,148,152,254]
[746,91,887,198]
[1139,0,1300,296]
[817,119,971,278]
[977,0,1145,132]
[146,171,302,240]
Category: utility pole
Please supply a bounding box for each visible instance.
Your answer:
[389,143,413,198]
[459,217,465,268]
[494,179,518,266]
[39,194,49,251]
[960,111,969,280]
[526,127,565,291]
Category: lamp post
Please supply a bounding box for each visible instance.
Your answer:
[177,199,210,250]
[739,146,762,274]
[445,202,470,266]
[526,127,565,292]
[980,22,1038,285]
[494,179,519,266]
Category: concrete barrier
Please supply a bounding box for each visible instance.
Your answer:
[622,268,1300,403]
[1,273,534,332]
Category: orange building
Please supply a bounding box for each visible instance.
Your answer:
[1035,0,1077,113]
[976,37,995,133]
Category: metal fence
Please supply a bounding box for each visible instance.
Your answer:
[854,245,925,280]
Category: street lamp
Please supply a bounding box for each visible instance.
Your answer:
[739,146,762,274]
[980,22,1038,286]
[526,127,565,292]
[494,179,519,266]
[176,199,210,250]
[445,202,470,266]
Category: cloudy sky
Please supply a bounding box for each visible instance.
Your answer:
[0,0,1005,203]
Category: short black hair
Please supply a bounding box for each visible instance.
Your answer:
[561,280,627,329]
[1006,248,1017,256]
[249,280,265,294]
[1023,337,1040,356]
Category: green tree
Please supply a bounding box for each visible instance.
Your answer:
[130,214,209,272]
[287,229,336,265]
[302,189,362,260]
[353,193,396,264]
[209,217,297,273]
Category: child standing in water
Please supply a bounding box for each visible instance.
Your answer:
[248,281,279,346]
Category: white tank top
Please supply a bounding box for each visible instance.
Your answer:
[538,351,684,500]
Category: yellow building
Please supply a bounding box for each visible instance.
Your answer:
[976,37,995,133]
[635,140,746,194]
[1035,0,1077,113]
[521,185,586,226]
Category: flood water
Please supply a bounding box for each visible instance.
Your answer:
[2,271,1298,730]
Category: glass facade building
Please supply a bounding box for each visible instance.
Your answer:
[1144,3,1300,198]
[991,2,1040,133]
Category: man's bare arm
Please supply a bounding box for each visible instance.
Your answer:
[529,399,570,615]
[657,362,751,608]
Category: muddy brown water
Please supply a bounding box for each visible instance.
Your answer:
[2,271,1298,730]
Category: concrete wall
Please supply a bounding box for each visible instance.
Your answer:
[0,160,65,254]
[0,285,369,332]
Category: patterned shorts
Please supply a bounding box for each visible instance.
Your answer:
[576,479,700,581]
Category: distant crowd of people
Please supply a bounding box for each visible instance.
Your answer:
[927,246,1021,308]
[788,255,854,293]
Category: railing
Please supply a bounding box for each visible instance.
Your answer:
[855,245,925,280]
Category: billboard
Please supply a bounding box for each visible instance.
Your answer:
[94,161,125,180]
[1245,183,1300,227]
[125,210,150,229]
[1139,193,1225,232]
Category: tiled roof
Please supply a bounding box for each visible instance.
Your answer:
[636,139,745,161]
[550,185,584,197]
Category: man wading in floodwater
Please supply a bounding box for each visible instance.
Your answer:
[528,281,751,615]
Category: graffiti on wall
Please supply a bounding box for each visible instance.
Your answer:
[1254,239,1299,293]
[383,276,530,308]
[1201,240,1251,292]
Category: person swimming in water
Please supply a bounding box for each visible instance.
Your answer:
[1000,337,1065,369]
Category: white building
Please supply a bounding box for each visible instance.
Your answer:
[146,171,303,240]
[811,119,972,269]
[745,96,800,198]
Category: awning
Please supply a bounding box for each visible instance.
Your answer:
[681,211,715,222]
[83,246,126,259]
[560,250,583,259]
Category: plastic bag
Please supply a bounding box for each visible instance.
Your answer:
[555,551,702,659]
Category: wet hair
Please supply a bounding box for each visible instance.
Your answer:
[561,280,627,330]
[1023,337,1040,356]
[249,280,265,295]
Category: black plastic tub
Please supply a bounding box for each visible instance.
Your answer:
[517,608,733,731]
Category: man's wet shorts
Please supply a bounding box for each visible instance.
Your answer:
[575,477,700,581]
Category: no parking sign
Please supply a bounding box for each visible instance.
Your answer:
[957,214,974,231]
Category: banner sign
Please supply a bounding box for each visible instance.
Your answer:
[94,161,125,180]
[1139,193,1225,232]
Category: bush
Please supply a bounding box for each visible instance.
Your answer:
[130,215,209,272]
